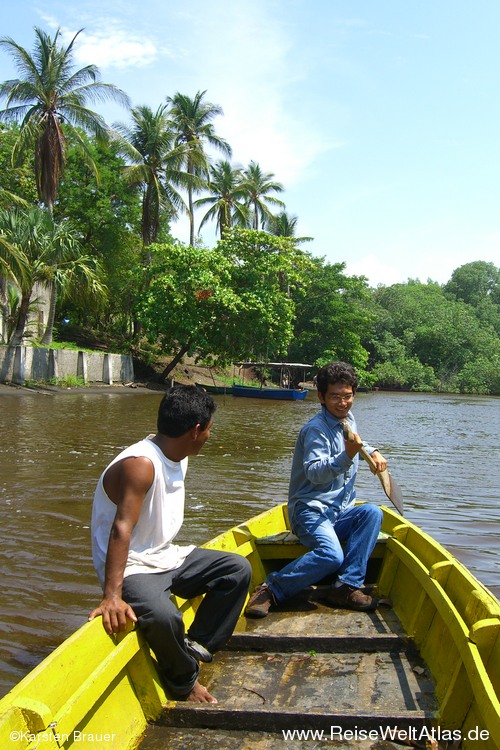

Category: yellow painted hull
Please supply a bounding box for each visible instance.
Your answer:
[0,503,498,749]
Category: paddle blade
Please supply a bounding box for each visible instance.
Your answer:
[378,469,404,515]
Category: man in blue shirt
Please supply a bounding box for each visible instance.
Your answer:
[245,361,387,617]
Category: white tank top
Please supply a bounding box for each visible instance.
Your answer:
[91,436,195,588]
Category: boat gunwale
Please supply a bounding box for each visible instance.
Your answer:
[0,502,499,749]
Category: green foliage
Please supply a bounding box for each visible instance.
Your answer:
[55,134,142,331]
[444,260,500,307]
[0,124,37,205]
[138,241,239,361]
[138,229,307,368]
[112,104,195,250]
[50,375,86,388]
[25,374,86,388]
[40,340,102,355]
[166,90,231,245]
[371,358,437,391]
[455,356,500,395]
[0,26,129,211]
[367,331,436,390]
[218,228,314,358]
[266,210,313,244]
[239,160,285,231]
[0,205,107,345]
[370,272,499,393]
[288,256,373,370]
[195,160,249,236]
[444,261,500,337]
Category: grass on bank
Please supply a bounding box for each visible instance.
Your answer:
[32,341,107,355]
[24,375,87,388]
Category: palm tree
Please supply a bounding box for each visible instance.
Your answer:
[266,210,313,244]
[0,27,130,212]
[0,230,24,342]
[195,160,249,238]
[112,104,196,261]
[166,90,232,246]
[4,282,22,342]
[0,205,106,346]
[0,188,29,209]
[240,161,285,230]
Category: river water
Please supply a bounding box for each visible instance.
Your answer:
[0,387,498,698]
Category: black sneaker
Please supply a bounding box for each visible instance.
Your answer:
[184,637,213,663]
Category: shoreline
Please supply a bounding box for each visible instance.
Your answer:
[0,359,238,396]
[2,381,496,398]
[0,380,167,396]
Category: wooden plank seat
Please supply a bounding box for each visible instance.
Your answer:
[255,530,389,559]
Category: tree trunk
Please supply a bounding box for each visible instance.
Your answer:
[9,292,31,347]
[188,159,195,247]
[159,342,191,382]
[254,199,259,230]
[0,276,7,343]
[188,185,195,247]
[40,281,57,346]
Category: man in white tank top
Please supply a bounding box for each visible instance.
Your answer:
[89,385,251,703]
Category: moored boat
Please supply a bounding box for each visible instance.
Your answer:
[232,383,308,400]
[195,383,233,395]
[232,361,312,401]
[1,503,499,749]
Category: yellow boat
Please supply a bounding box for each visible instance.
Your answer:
[1,503,499,749]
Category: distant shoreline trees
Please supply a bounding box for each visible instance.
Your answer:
[0,26,498,393]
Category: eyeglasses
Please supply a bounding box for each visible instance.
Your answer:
[326,392,354,403]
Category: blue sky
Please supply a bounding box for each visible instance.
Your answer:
[1,0,499,286]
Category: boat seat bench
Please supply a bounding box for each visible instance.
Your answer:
[254,530,389,559]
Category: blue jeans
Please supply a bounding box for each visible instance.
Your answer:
[267,502,382,603]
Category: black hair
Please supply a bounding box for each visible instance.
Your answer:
[315,361,358,396]
[157,385,216,437]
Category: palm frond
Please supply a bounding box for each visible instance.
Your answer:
[0,26,129,210]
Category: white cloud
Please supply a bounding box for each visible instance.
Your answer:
[36,9,169,70]
[59,25,162,69]
[173,2,338,186]
[344,254,403,287]
[218,101,338,186]
[72,30,159,69]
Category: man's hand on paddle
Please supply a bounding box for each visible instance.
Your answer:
[343,428,363,459]
[88,596,137,635]
[369,450,387,474]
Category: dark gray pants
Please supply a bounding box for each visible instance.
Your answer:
[122,548,251,697]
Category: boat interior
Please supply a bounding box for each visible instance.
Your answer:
[1,503,499,750]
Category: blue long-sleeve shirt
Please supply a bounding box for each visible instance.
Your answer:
[288,406,376,520]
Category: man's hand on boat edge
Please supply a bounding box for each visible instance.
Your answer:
[88,596,138,635]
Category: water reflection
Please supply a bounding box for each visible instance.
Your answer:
[0,388,498,696]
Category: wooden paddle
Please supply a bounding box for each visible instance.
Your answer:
[342,423,404,515]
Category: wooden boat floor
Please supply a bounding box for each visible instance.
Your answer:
[231,586,407,648]
[139,725,415,749]
[139,593,437,749]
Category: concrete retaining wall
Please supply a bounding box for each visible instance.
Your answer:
[0,345,134,386]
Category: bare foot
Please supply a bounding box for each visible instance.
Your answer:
[185,680,218,703]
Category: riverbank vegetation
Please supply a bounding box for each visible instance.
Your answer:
[0,27,498,393]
